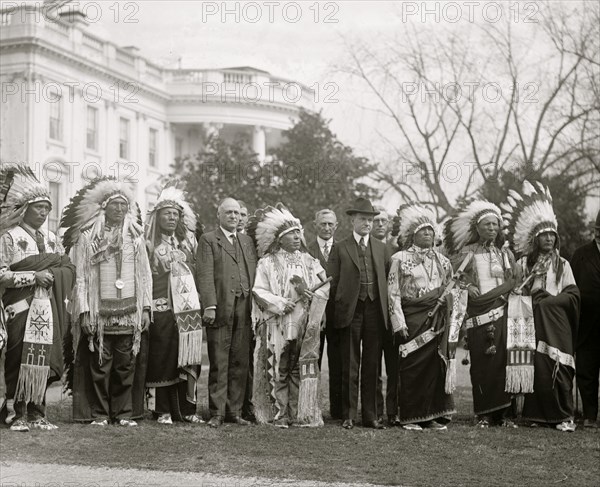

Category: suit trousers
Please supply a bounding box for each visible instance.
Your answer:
[242,334,256,417]
[319,324,343,418]
[576,349,600,421]
[376,329,399,419]
[341,298,384,423]
[90,334,136,421]
[206,294,250,418]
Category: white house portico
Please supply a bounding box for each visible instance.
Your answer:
[0,4,314,230]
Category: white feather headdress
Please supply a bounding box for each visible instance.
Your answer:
[444,200,503,254]
[500,180,557,255]
[61,177,142,252]
[145,185,196,242]
[0,162,51,234]
[396,203,439,249]
[247,203,304,256]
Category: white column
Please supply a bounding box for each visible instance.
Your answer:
[134,112,145,214]
[252,125,266,162]
[27,71,37,164]
[163,121,171,172]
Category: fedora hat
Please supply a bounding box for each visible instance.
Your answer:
[346,197,380,216]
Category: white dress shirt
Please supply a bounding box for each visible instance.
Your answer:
[220,226,237,245]
[352,231,369,247]
[317,236,334,258]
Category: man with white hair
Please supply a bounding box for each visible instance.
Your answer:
[197,198,257,428]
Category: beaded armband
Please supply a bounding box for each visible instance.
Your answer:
[13,271,36,288]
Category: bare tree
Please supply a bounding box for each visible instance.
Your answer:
[343,1,599,217]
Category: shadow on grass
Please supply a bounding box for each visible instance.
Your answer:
[2,380,599,487]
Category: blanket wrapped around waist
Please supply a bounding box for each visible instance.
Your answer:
[522,284,580,423]
[397,288,459,423]
[465,280,514,416]
[4,253,74,404]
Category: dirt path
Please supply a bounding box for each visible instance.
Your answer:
[1,461,393,487]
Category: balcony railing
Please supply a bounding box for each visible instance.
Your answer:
[223,72,252,84]
[0,5,314,111]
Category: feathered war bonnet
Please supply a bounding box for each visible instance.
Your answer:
[0,162,51,234]
[247,203,305,257]
[60,177,142,253]
[444,200,503,255]
[145,185,196,250]
[501,180,558,256]
[395,203,439,250]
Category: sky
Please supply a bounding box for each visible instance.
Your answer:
[83,1,569,150]
[83,1,406,150]
[47,0,597,212]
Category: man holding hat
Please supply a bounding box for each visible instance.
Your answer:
[328,197,389,429]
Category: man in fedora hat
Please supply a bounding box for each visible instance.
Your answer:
[328,197,389,429]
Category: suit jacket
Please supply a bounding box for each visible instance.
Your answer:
[197,227,257,327]
[570,240,600,350]
[308,239,333,269]
[328,235,389,330]
[308,239,335,325]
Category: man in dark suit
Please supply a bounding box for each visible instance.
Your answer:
[308,208,342,419]
[371,207,400,426]
[571,210,600,429]
[237,200,254,421]
[237,201,249,234]
[197,198,257,428]
[328,198,389,429]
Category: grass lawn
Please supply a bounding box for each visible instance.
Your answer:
[1,349,599,487]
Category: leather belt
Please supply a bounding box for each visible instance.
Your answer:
[465,306,504,329]
[5,299,30,320]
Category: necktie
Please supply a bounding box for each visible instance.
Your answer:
[170,236,177,249]
[359,237,367,255]
[323,242,330,261]
[36,230,46,253]
[231,234,239,259]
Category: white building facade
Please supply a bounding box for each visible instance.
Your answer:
[0,5,314,231]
